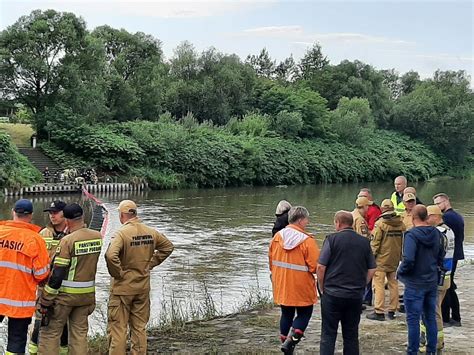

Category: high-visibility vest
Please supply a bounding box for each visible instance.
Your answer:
[391,192,406,215]
[0,220,50,318]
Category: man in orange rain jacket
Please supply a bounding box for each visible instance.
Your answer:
[0,199,50,355]
[269,206,320,355]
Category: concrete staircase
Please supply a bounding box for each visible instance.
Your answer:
[18,148,63,178]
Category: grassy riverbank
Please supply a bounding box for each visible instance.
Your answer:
[88,263,474,354]
[88,278,273,353]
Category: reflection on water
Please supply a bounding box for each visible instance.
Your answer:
[0,179,473,330]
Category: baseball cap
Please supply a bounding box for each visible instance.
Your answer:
[427,205,443,216]
[355,197,370,208]
[381,199,394,209]
[63,203,83,219]
[403,192,416,202]
[118,200,137,214]
[43,200,67,213]
[14,199,33,214]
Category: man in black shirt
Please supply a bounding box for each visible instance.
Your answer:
[317,211,376,355]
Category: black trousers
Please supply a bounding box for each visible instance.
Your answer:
[320,293,362,355]
[0,315,32,353]
[442,259,461,322]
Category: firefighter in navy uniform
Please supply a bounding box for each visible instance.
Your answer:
[38,203,102,355]
[29,200,69,355]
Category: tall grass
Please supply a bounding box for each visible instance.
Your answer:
[88,275,273,352]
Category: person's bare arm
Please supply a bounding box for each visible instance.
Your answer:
[367,268,376,284]
[317,264,326,294]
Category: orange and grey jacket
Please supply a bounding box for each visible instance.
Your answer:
[0,220,50,317]
[269,224,320,307]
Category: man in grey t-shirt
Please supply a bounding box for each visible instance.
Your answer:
[317,210,376,355]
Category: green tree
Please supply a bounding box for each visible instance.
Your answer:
[256,82,329,137]
[246,48,275,78]
[271,110,303,138]
[400,70,421,95]
[330,97,374,144]
[275,55,296,82]
[305,60,392,127]
[92,25,165,121]
[297,42,329,79]
[392,78,474,162]
[0,10,90,114]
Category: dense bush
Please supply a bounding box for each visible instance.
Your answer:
[0,132,41,189]
[44,120,446,189]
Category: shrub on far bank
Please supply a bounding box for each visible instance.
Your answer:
[44,120,446,188]
[0,132,41,189]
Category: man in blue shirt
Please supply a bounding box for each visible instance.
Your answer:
[397,205,445,355]
[433,193,464,327]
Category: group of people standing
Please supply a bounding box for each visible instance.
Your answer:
[269,175,465,355]
[0,198,174,354]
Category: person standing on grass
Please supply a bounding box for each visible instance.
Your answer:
[269,206,320,355]
[318,211,376,355]
[397,205,445,355]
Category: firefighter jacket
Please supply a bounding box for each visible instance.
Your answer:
[370,212,406,272]
[41,227,102,307]
[40,224,68,261]
[0,220,50,317]
[391,192,406,215]
[402,211,414,230]
[352,209,369,238]
[269,224,320,307]
[105,217,174,296]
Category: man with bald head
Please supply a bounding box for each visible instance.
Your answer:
[391,176,407,215]
[397,205,445,355]
[318,211,376,355]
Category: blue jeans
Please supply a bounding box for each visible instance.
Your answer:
[404,286,437,354]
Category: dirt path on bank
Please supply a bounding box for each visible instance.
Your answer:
[146,263,474,354]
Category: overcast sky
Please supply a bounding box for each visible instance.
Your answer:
[1,0,473,84]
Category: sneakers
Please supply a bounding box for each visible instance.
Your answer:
[281,329,304,355]
[387,311,396,320]
[366,312,385,321]
[444,319,462,327]
[449,320,462,327]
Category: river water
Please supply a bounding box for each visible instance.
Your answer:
[1,179,473,333]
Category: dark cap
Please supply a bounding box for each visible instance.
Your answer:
[43,200,67,213]
[63,203,83,220]
[14,199,33,214]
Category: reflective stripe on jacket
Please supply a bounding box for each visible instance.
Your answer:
[40,225,68,261]
[0,220,50,318]
[391,192,406,215]
[269,224,320,307]
[43,227,102,306]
